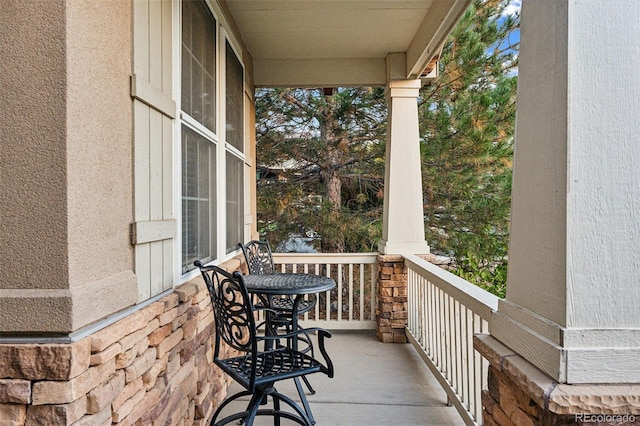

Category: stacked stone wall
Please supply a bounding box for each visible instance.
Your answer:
[476,334,640,426]
[376,254,408,343]
[0,267,239,425]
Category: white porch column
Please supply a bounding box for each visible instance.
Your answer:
[492,0,640,384]
[378,75,429,255]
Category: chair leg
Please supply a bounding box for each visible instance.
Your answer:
[271,390,313,426]
[211,390,253,425]
[301,376,315,395]
[272,395,281,426]
[214,387,313,426]
[294,377,316,425]
[243,392,264,426]
[212,391,263,426]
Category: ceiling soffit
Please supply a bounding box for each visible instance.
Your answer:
[225,0,470,87]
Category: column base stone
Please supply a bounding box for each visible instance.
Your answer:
[376,255,408,343]
[474,334,640,425]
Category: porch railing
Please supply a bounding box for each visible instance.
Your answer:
[272,253,378,330]
[403,253,499,426]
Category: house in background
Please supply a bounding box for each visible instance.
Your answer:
[1,0,639,424]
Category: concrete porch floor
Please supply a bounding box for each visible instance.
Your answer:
[220,331,467,425]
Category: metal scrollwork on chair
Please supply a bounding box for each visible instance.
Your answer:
[194,261,334,426]
[237,241,317,318]
[238,240,276,275]
[203,267,254,352]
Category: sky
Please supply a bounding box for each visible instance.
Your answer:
[498,0,522,63]
[503,0,522,17]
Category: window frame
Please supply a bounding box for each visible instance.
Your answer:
[175,0,247,283]
[221,33,246,255]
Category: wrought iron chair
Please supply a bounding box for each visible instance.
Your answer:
[237,240,317,317]
[194,261,334,426]
[238,240,318,393]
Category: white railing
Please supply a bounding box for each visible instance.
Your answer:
[403,254,499,426]
[272,253,378,330]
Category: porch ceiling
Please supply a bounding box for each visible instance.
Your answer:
[224,0,470,88]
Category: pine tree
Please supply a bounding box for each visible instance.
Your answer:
[255,87,387,253]
[419,0,519,296]
[254,0,519,297]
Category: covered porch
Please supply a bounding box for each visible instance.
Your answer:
[2,0,640,425]
[223,331,466,426]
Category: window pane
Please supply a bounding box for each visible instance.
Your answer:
[182,126,216,272]
[226,152,244,253]
[226,42,243,151]
[182,0,216,132]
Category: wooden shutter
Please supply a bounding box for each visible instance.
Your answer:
[131,0,176,300]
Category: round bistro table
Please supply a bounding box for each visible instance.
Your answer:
[242,272,336,425]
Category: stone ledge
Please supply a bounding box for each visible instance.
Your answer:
[0,338,91,381]
[377,254,404,262]
[474,334,640,415]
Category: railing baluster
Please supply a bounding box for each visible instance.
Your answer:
[439,288,445,372]
[429,280,435,359]
[466,307,474,416]
[459,304,466,410]
[327,261,332,320]
[453,299,460,395]
[370,263,376,321]
[418,273,423,343]
[360,264,365,321]
[403,254,499,426]
[270,254,376,329]
[475,314,483,423]
[337,264,343,322]
[441,290,447,377]
[446,292,452,383]
[348,264,353,321]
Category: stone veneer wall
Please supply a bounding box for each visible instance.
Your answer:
[475,334,640,426]
[0,261,243,426]
[376,254,408,343]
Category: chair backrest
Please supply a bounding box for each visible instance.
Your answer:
[194,261,257,357]
[238,240,275,275]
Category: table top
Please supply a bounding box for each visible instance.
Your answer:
[243,273,336,295]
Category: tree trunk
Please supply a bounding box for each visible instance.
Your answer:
[323,168,341,211]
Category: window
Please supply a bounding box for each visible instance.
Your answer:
[180,1,245,272]
[225,41,244,253]
[181,0,216,133]
[182,126,216,270]
[226,152,243,253]
[225,41,244,152]
[181,0,217,273]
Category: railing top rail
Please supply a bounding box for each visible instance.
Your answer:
[272,252,379,264]
[403,253,499,320]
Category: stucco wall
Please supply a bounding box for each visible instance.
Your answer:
[65,0,137,330]
[0,0,137,333]
[0,1,72,331]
